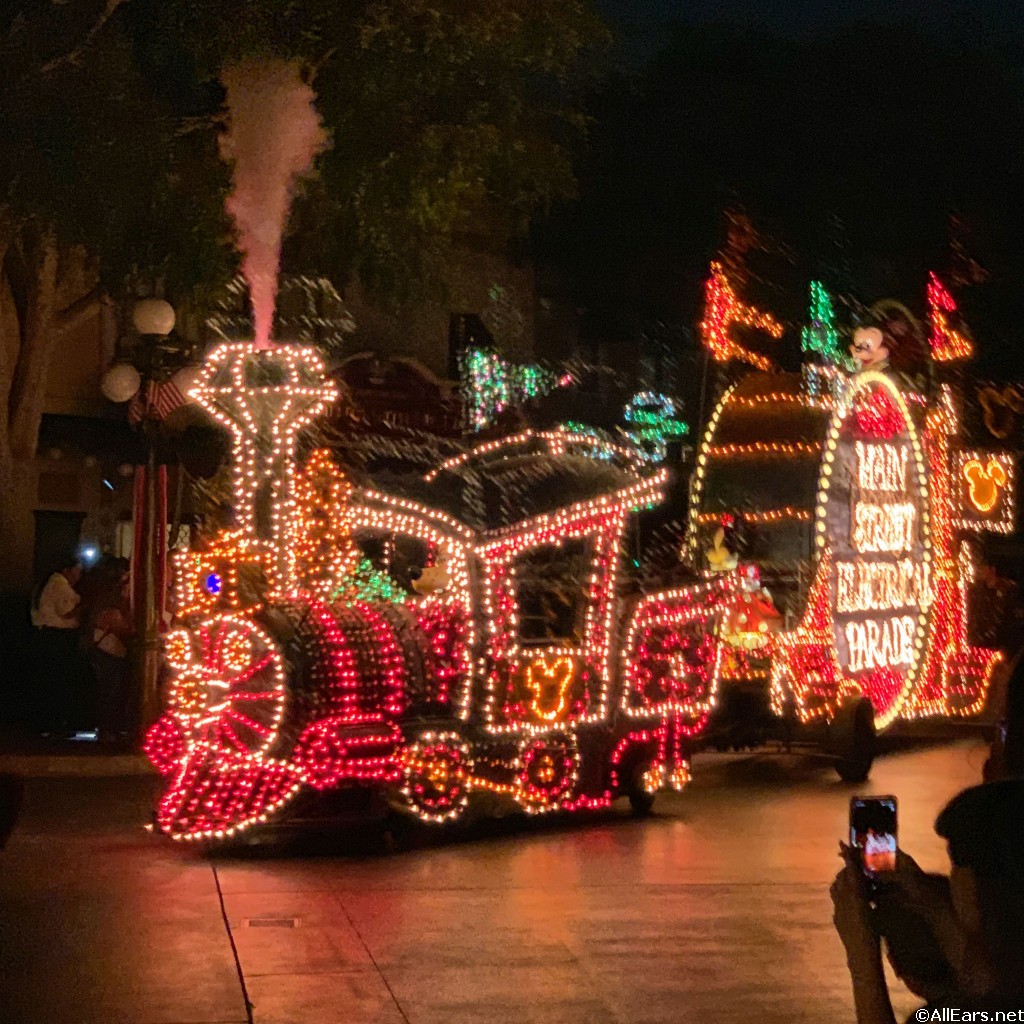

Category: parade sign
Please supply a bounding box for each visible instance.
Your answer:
[820,373,933,715]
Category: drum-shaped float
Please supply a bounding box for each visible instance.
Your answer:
[149,596,469,840]
[688,370,939,729]
[687,372,836,616]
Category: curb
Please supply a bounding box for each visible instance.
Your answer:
[0,754,155,777]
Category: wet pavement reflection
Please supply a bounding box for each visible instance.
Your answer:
[0,737,990,1023]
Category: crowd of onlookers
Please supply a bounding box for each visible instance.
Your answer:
[970,562,1024,655]
[29,555,132,745]
[832,647,1024,1022]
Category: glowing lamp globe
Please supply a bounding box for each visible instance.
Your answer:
[169,364,202,403]
[133,298,176,337]
[101,362,142,403]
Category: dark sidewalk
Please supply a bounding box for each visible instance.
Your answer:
[0,736,988,1024]
[0,763,250,1024]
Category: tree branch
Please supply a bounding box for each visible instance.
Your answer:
[54,284,108,336]
[306,49,338,85]
[0,208,18,258]
[0,217,105,463]
[175,114,225,137]
[39,0,131,75]
[3,233,31,336]
[54,243,99,317]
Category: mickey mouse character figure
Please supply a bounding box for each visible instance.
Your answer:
[850,300,930,380]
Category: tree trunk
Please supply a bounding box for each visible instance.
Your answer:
[0,207,22,427]
[0,222,102,594]
[0,451,36,590]
[7,227,59,461]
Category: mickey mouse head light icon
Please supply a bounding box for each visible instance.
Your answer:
[964,456,1008,514]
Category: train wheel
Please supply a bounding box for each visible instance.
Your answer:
[829,697,876,782]
[399,730,471,824]
[516,733,579,812]
[628,775,657,816]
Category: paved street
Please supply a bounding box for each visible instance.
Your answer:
[0,737,990,1024]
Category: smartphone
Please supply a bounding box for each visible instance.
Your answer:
[849,795,898,878]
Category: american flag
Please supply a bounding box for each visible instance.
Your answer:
[127,379,187,425]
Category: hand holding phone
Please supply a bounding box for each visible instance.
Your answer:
[849,795,898,880]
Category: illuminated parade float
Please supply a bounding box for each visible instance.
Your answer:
[686,269,1012,779]
[143,250,1014,842]
[144,341,742,839]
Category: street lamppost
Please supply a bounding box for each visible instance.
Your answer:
[134,299,175,746]
[102,298,187,748]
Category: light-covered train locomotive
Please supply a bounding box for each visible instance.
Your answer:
[146,343,737,841]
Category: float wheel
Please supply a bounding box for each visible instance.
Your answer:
[829,697,876,782]
[515,733,580,812]
[398,730,471,824]
[627,761,657,816]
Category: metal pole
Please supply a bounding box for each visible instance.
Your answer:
[696,345,710,444]
[135,430,160,749]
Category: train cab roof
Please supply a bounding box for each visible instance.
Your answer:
[367,428,662,535]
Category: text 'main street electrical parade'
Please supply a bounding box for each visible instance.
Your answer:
[143,264,1015,843]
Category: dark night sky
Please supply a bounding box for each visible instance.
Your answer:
[535,0,1024,382]
[598,0,1024,60]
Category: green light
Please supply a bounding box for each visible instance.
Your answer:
[461,348,557,430]
[333,559,407,606]
[622,391,689,462]
[801,281,847,367]
[564,421,598,436]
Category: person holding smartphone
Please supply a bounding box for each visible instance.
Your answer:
[831,781,1024,1023]
[983,650,1024,783]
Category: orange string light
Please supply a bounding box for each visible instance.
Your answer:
[694,508,812,525]
[705,442,819,458]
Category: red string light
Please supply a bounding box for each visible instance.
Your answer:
[853,388,904,440]
[700,261,784,371]
[143,715,186,777]
[927,272,973,362]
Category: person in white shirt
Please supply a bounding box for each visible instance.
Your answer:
[32,565,82,629]
[30,563,84,734]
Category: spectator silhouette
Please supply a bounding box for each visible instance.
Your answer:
[832,780,1024,1023]
[30,561,84,734]
[875,874,958,1009]
[83,562,132,745]
[983,650,1024,783]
